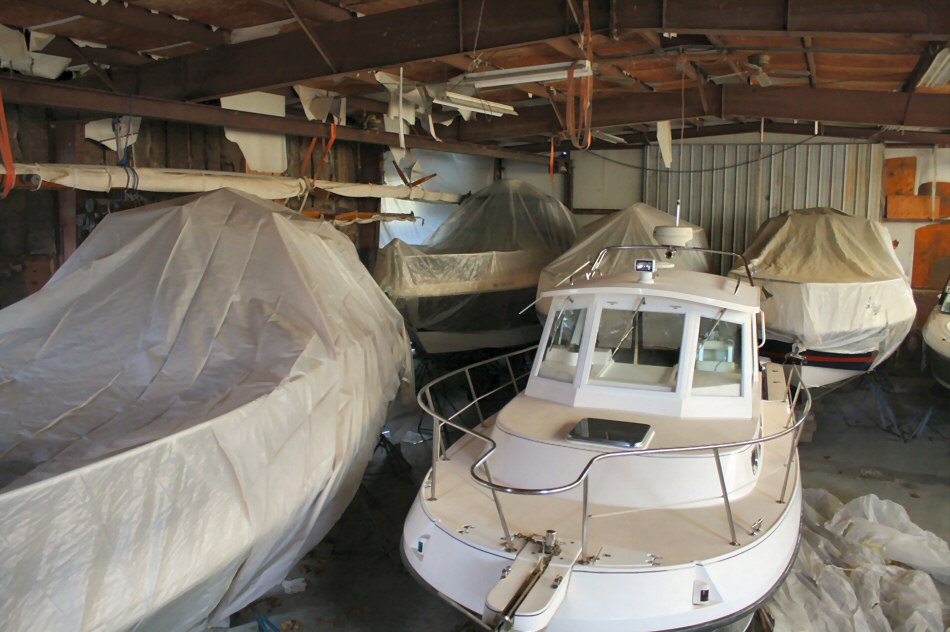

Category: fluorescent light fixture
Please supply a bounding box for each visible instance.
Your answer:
[917,48,950,88]
[463,60,592,89]
[432,91,517,117]
[592,130,628,144]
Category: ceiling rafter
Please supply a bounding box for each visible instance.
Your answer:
[0,75,551,164]
[457,85,950,141]
[20,0,228,48]
[78,0,950,103]
[255,0,354,23]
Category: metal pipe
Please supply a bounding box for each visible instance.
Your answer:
[778,424,803,504]
[713,448,739,546]
[427,388,439,501]
[581,478,590,562]
[506,356,519,395]
[484,464,515,551]
[465,368,485,424]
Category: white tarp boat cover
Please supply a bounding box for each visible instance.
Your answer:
[0,189,411,631]
[536,203,712,315]
[374,179,576,347]
[766,489,949,631]
[737,208,915,364]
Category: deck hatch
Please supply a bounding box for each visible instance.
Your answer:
[567,418,653,448]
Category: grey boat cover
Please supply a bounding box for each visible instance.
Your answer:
[0,189,410,631]
[536,203,712,315]
[738,207,915,363]
[374,179,577,341]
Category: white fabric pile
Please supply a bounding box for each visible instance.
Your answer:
[766,489,949,631]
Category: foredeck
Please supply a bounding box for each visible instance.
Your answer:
[420,405,799,568]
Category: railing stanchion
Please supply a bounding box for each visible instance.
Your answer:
[581,478,590,562]
[465,368,485,424]
[427,388,439,501]
[506,356,519,395]
[483,464,515,552]
[779,380,807,503]
[713,448,739,546]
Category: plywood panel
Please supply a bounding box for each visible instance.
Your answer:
[917,182,950,219]
[885,156,916,195]
[887,195,932,220]
[912,222,950,290]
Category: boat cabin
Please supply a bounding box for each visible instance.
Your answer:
[526,262,762,420]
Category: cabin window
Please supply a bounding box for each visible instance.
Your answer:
[692,315,743,396]
[587,308,685,391]
[539,307,588,382]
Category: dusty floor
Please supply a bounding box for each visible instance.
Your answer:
[224,369,949,632]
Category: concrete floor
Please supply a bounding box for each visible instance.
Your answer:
[225,371,949,632]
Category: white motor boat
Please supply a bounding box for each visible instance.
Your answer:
[923,279,950,389]
[403,234,811,632]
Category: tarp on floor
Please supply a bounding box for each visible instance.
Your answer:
[0,189,411,631]
[536,203,713,316]
[374,179,576,348]
[765,489,949,631]
[736,208,915,362]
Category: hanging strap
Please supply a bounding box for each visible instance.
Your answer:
[0,86,16,199]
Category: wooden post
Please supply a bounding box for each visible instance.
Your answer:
[54,121,84,265]
[355,143,382,271]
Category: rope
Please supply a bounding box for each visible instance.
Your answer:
[588,135,820,174]
[564,0,593,150]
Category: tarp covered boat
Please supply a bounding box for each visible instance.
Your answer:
[374,179,576,354]
[536,203,712,317]
[0,189,411,631]
[737,207,916,387]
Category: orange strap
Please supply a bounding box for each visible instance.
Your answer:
[311,123,337,188]
[0,86,15,199]
[300,137,318,178]
[565,0,593,150]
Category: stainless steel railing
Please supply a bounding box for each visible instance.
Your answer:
[419,346,812,560]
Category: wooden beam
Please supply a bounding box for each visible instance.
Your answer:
[41,38,152,68]
[255,0,353,22]
[83,0,950,103]
[59,39,118,93]
[616,0,950,38]
[284,0,338,73]
[458,85,950,141]
[20,0,228,48]
[0,76,550,164]
[802,37,818,88]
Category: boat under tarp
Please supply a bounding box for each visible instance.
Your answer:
[0,189,411,631]
[736,207,915,387]
[374,179,576,354]
[536,203,712,317]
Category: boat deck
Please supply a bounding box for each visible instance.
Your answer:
[423,397,799,569]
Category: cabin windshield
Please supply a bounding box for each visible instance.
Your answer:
[538,306,588,382]
[588,307,685,391]
[692,315,743,396]
[941,290,950,314]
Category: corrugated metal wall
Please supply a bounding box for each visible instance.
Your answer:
[643,142,884,272]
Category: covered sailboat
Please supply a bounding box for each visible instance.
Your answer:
[923,278,950,389]
[737,208,915,387]
[0,189,411,631]
[536,203,712,317]
[374,179,577,354]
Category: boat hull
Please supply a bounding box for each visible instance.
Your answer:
[922,309,950,390]
[760,339,875,387]
[403,473,801,632]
